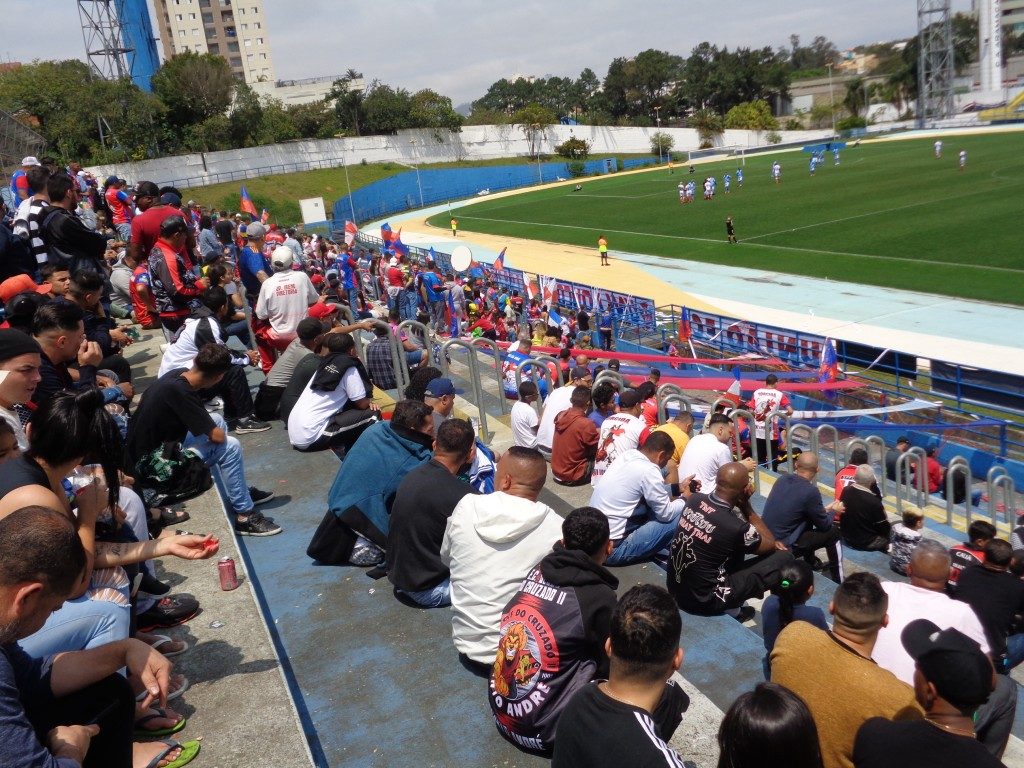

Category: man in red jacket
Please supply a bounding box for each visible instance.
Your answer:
[552,387,599,486]
[148,216,206,336]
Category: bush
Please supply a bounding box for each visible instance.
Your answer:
[555,136,591,160]
[567,161,587,177]
[650,131,674,157]
[699,140,713,149]
[766,131,782,144]
[784,118,804,131]
[835,116,867,130]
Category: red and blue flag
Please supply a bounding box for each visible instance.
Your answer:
[493,247,506,271]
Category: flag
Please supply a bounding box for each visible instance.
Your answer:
[541,276,558,309]
[447,288,460,338]
[818,337,839,400]
[344,221,358,247]
[493,247,506,271]
[260,208,269,225]
[547,307,564,327]
[393,231,409,257]
[723,366,743,405]
[380,222,394,244]
[678,306,692,342]
[239,185,258,217]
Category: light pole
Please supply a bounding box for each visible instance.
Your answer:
[653,105,662,163]
[827,63,836,135]
[395,160,424,209]
[532,123,542,184]
[341,143,356,224]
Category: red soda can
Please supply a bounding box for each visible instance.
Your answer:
[218,557,239,591]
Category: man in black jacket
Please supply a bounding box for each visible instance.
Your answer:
[490,506,619,755]
[387,418,477,607]
[39,172,109,276]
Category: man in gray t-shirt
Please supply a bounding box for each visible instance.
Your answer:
[266,318,321,388]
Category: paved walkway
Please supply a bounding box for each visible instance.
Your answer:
[380,158,1023,375]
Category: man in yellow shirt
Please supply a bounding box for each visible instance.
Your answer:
[652,410,693,465]
[451,218,458,237]
[597,235,609,266]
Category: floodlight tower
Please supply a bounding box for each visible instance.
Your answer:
[916,0,956,127]
[977,0,1003,95]
[78,0,132,82]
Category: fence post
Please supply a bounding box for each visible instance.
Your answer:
[865,436,888,496]
[728,408,761,495]
[943,457,972,526]
[784,421,815,473]
[441,338,491,443]
[469,337,508,416]
[814,424,840,485]
[367,318,411,395]
[655,383,690,424]
[515,358,556,418]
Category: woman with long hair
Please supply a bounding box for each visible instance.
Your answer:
[718,683,823,768]
[761,559,827,677]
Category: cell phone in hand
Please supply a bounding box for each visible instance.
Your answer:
[689,479,700,493]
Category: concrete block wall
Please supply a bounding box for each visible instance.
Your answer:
[86,125,834,189]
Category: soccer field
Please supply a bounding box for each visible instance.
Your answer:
[427,133,1024,306]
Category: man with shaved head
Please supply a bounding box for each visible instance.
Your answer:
[872,540,1015,758]
[441,447,563,667]
[668,461,793,621]
[762,451,845,582]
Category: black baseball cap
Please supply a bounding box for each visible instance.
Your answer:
[133,181,160,197]
[901,619,993,710]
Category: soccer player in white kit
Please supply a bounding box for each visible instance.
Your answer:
[772,162,781,184]
[678,181,686,204]
[934,140,943,158]
[959,149,966,170]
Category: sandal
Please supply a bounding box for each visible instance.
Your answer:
[147,507,189,537]
[136,674,189,703]
[146,634,190,658]
[141,738,201,768]
[134,707,186,739]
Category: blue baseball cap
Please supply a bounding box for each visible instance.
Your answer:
[424,377,463,398]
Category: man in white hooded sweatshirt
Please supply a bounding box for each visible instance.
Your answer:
[441,446,562,667]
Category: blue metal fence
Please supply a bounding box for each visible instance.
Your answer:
[332,158,618,224]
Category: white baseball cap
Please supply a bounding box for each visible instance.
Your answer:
[21,156,41,167]
[271,245,295,270]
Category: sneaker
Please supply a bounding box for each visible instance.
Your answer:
[137,594,200,631]
[249,487,275,505]
[233,416,272,434]
[235,511,282,537]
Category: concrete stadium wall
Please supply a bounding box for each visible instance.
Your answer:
[85,125,834,189]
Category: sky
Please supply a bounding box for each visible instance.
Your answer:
[5,0,975,106]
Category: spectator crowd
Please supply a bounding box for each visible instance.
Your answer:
[0,156,1018,768]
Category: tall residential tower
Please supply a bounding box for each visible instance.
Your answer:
[150,0,275,84]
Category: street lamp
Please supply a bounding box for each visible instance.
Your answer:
[395,160,424,209]
[653,105,662,163]
[532,123,543,184]
[341,142,357,224]
[827,63,836,135]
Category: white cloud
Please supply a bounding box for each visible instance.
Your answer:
[3,0,975,103]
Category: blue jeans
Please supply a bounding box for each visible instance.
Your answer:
[19,593,131,657]
[222,316,252,347]
[1005,633,1024,671]
[398,579,451,608]
[347,287,360,311]
[401,291,419,321]
[183,412,254,516]
[115,222,131,243]
[605,509,682,566]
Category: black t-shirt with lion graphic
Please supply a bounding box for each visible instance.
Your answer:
[489,544,618,754]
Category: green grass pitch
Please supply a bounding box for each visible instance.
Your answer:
[427,133,1024,306]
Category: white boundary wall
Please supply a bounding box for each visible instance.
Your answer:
[86,124,834,189]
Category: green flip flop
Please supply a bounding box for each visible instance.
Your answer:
[134,708,186,740]
[143,738,201,768]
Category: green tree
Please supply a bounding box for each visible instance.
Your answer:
[724,99,779,130]
[408,89,463,133]
[151,51,234,128]
[554,136,591,159]
[361,83,412,134]
[602,49,683,118]
[183,114,233,152]
[228,83,264,147]
[328,76,366,135]
[686,108,724,147]
[649,131,674,157]
[511,103,557,158]
[284,100,336,139]
[843,78,867,118]
[809,99,839,129]
[256,97,299,144]
[789,35,840,71]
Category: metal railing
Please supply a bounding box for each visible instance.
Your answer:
[514,358,556,418]
[945,457,973,525]
[894,447,928,514]
[367,319,411,396]
[440,338,493,443]
[468,337,508,416]
[987,466,1017,523]
[655,383,691,425]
